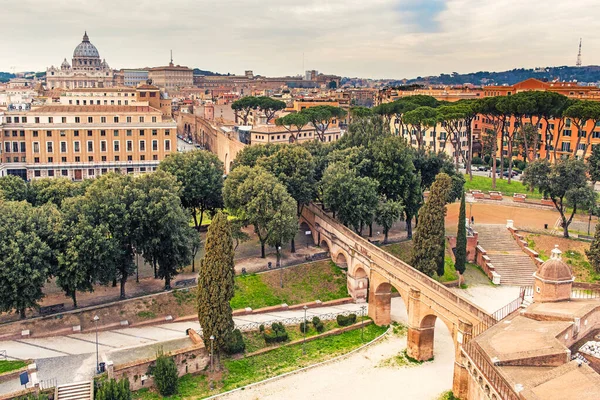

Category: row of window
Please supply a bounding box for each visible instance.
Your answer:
[4,155,161,164]
[32,166,157,178]
[26,139,171,153]
[5,115,160,124]
[4,129,169,137]
[68,99,130,106]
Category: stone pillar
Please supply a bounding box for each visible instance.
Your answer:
[406,288,435,361]
[453,320,473,399]
[368,280,391,326]
[347,274,368,302]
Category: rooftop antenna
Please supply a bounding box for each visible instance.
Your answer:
[170,50,173,66]
[576,38,582,67]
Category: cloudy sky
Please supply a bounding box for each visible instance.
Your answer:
[1,0,599,79]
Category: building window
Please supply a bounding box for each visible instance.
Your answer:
[34,157,40,163]
[20,130,25,137]
[152,140,158,151]
[153,155,158,161]
[88,156,94,162]
[139,117,144,123]
[127,130,132,136]
[114,116,119,123]
[75,156,81,162]
[46,130,52,137]
[140,155,145,161]
[115,155,120,161]
[75,117,80,123]
[33,142,40,153]
[127,155,133,161]
[563,129,572,137]
[62,117,67,123]
[165,130,170,136]
[48,117,53,123]
[74,141,80,152]
[62,170,68,177]
[101,117,106,123]
[48,157,54,163]
[47,142,53,152]
[101,141,107,152]
[561,142,571,152]
[152,130,158,136]
[165,140,171,151]
[152,116,157,123]
[127,116,132,123]
[88,117,93,123]
[48,170,54,177]
[87,130,93,137]
[74,130,80,137]
[102,156,107,161]
[140,140,146,151]
[33,130,39,137]
[4,142,10,153]
[127,140,133,152]
[88,169,95,176]
[87,141,93,152]
[61,157,67,162]
[139,130,144,136]
[60,141,67,153]
[12,142,18,153]
[114,140,120,151]
[35,117,40,123]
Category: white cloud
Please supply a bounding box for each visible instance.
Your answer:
[0,0,598,79]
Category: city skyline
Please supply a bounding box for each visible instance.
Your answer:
[1,0,599,79]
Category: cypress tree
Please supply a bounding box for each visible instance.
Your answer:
[197,211,235,355]
[586,219,600,274]
[411,173,452,277]
[455,192,467,276]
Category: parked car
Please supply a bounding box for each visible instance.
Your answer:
[476,166,489,171]
[502,170,519,177]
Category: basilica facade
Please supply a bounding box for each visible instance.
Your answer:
[46,32,114,89]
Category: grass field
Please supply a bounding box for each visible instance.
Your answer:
[0,360,27,374]
[464,175,543,199]
[230,260,348,310]
[381,241,458,283]
[133,324,387,399]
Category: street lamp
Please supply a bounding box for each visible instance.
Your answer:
[303,305,308,355]
[360,305,366,342]
[93,315,99,373]
[209,335,215,372]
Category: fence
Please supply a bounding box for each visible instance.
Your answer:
[38,378,57,390]
[0,350,5,360]
[462,342,520,400]
[571,288,600,299]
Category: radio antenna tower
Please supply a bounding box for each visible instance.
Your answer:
[576,38,582,67]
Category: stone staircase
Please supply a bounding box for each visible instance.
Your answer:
[55,381,93,400]
[476,224,537,286]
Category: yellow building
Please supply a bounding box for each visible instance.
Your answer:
[0,102,176,180]
[148,61,193,91]
[250,125,341,144]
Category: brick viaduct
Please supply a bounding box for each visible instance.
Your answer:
[301,203,496,398]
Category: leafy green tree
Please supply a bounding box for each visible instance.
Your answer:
[129,171,197,288]
[197,212,235,354]
[410,173,452,277]
[586,219,600,274]
[374,198,404,244]
[28,178,79,207]
[322,162,379,234]
[83,173,135,298]
[153,352,178,396]
[564,100,600,159]
[338,117,388,149]
[224,167,297,258]
[159,150,224,230]
[300,105,347,142]
[349,106,374,120]
[0,201,55,318]
[231,96,259,125]
[275,113,310,143]
[257,96,287,123]
[57,197,116,308]
[523,159,596,238]
[0,175,27,201]
[231,143,279,170]
[95,378,131,400]
[455,192,467,276]
[403,106,439,150]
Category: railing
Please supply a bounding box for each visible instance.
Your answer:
[491,287,526,322]
[463,342,520,400]
[571,288,600,299]
[39,378,57,390]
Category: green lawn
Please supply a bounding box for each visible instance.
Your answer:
[0,360,27,374]
[230,260,348,310]
[464,175,543,199]
[381,241,458,283]
[133,323,387,399]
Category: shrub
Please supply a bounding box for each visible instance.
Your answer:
[153,352,178,396]
[471,156,482,165]
[314,321,325,333]
[259,324,265,333]
[95,378,131,400]
[336,313,357,327]
[263,323,289,344]
[312,316,321,325]
[299,321,310,333]
[224,329,245,355]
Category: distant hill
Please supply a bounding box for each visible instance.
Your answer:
[396,66,600,86]
[193,68,224,76]
[0,72,16,83]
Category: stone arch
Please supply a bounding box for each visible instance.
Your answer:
[319,237,331,254]
[408,312,456,363]
[348,265,369,302]
[334,251,349,269]
[299,222,314,248]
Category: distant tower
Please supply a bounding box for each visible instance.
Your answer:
[576,38,582,67]
[169,50,173,67]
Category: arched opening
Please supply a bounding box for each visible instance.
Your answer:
[335,252,348,269]
[369,282,392,325]
[299,222,314,248]
[224,153,229,173]
[348,266,369,302]
[229,161,233,174]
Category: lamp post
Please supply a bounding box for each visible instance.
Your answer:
[360,305,366,342]
[209,335,215,372]
[93,315,99,373]
[303,305,308,355]
[277,246,283,288]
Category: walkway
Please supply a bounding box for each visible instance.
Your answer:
[476,224,536,285]
[0,303,363,394]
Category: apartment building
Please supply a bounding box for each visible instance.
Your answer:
[0,103,176,180]
[250,125,342,144]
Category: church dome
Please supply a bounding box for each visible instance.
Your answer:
[61,58,71,70]
[73,32,100,58]
[536,245,573,282]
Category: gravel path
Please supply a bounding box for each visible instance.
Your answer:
[220,298,455,400]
